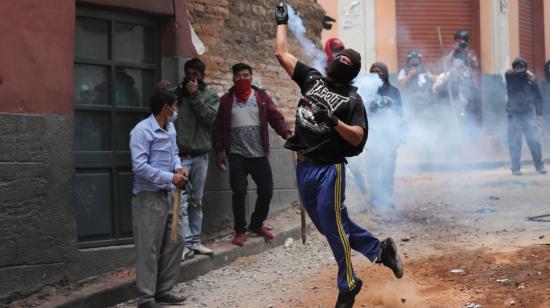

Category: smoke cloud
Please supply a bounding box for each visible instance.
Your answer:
[285,5,521,213]
[347,73,384,212]
[287,4,327,74]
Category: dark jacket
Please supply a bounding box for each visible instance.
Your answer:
[369,62,406,147]
[505,64,543,116]
[212,86,291,153]
[369,62,404,118]
[174,82,220,154]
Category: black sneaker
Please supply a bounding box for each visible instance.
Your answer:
[138,301,162,308]
[376,237,404,279]
[536,168,547,174]
[154,292,186,304]
[512,170,522,176]
[335,278,363,308]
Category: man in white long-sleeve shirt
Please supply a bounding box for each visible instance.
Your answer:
[129,90,188,308]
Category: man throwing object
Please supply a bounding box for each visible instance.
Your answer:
[274,4,404,308]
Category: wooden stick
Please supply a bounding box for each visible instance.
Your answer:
[300,197,306,244]
[437,26,456,110]
[170,187,182,245]
[293,152,307,245]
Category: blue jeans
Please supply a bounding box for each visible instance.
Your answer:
[180,153,209,247]
[507,113,544,172]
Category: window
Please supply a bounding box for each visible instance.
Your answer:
[74,7,160,248]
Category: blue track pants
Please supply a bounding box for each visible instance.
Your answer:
[296,160,380,293]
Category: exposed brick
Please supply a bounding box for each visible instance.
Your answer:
[187,0,325,127]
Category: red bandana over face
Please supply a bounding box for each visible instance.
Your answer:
[234,79,252,102]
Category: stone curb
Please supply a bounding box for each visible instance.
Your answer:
[43,225,305,308]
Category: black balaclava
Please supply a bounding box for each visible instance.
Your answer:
[327,48,362,85]
[511,57,528,79]
[545,60,550,82]
[370,62,390,85]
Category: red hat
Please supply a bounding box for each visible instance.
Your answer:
[324,37,345,63]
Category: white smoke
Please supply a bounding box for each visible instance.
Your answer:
[354,73,384,103]
[347,73,384,212]
[287,4,327,73]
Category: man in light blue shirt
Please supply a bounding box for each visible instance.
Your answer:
[130,90,188,308]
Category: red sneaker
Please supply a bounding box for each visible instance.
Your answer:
[251,226,273,239]
[231,232,246,246]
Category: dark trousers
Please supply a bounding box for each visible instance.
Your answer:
[297,160,380,293]
[228,154,273,233]
[507,113,544,172]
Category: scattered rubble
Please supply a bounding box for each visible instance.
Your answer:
[283,237,294,248]
[495,278,518,287]
[475,206,497,213]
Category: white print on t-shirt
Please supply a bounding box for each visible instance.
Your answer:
[296,103,329,134]
[296,79,351,134]
[305,79,350,111]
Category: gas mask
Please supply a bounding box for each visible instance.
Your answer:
[458,42,468,49]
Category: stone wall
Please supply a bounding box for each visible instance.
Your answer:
[0,113,76,301]
[187,0,326,124]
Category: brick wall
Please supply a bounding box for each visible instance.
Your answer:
[186,0,326,124]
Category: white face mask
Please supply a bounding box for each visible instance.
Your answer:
[169,111,178,122]
[167,106,178,122]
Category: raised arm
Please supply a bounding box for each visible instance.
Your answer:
[275,4,298,78]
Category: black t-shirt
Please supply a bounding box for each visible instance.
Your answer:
[284,62,367,164]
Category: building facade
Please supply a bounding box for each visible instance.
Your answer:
[319,0,550,141]
[320,0,549,77]
[0,0,324,302]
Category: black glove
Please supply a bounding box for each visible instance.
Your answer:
[275,3,289,25]
[313,104,338,128]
